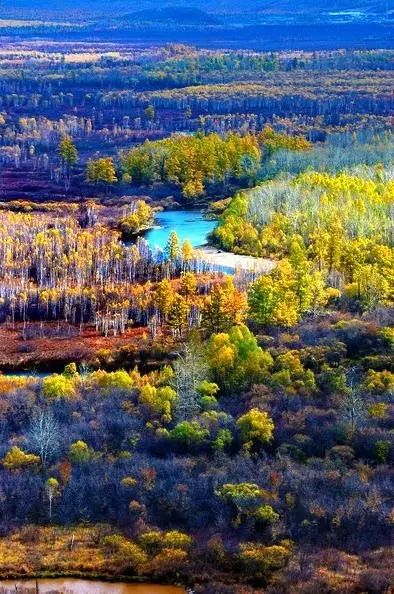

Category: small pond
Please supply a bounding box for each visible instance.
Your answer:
[0,579,186,594]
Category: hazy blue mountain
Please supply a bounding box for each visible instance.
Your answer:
[3,0,390,17]
[121,7,220,25]
[1,0,391,50]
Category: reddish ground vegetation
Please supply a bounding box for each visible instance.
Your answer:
[0,322,163,372]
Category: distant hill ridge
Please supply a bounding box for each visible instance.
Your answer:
[122,6,220,25]
[4,0,389,16]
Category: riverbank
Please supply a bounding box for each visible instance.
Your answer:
[0,526,189,589]
[197,245,276,274]
[0,579,185,594]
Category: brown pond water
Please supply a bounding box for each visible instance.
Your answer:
[0,579,186,594]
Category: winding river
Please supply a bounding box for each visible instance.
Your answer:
[141,209,275,275]
[0,579,186,594]
[142,209,215,250]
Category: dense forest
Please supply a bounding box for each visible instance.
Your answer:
[0,38,392,594]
